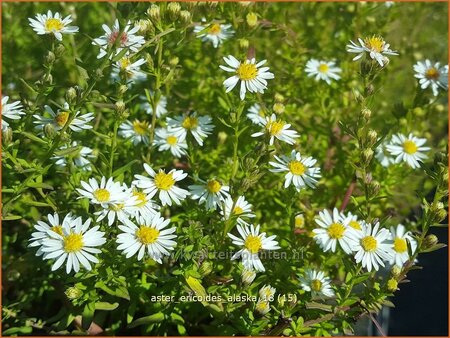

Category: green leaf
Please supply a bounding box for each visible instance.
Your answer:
[305,301,332,312]
[127,313,165,328]
[2,214,22,221]
[95,302,119,311]
[352,273,370,284]
[112,47,130,62]
[19,131,47,145]
[185,276,207,298]
[23,200,54,207]
[26,182,54,190]
[340,297,359,307]
[112,159,139,178]
[127,299,137,324]
[54,145,80,157]
[115,286,130,300]
[3,326,33,335]
[421,243,447,253]
[82,302,95,330]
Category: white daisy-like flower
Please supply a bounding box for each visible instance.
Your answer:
[312,208,353,254]
[389,224,417,267]
[193,21,234,48]
[241,268,257,285]
[345,212,365,231]
[269,150,321,191]
[347,222,394,272]
[386,133,430,169]
[33,102,94,133]
[259,285,276,302]
[227,223,280,272]
[220,195,255,225]
[51,141,95,171]
[132,164,190,206]
[375,139,395,167]
[28,213,74,257]
[154,128,188,158]
[117,213,177,262]
[92,19,145,59]
[255,299,271,315]
[189,178,230,210]
[2,96,25,131]
[299,269,335,298]
[40,216,106,274]
[346,35,398,66]
[119,119,150,145]
[28,10,79,41]
[251,114,299,145]
[93,184,136,226]
[77,177,130,208]
[220,55,275,100]
[413,60,448,96]
[305,59,341,84]
[167,112,214,146]
[112,57,147,84]
[141,94,168,118]
[246,103,267,126]
[128,188,160,219]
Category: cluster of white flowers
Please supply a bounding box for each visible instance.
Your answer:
[313,208,417,273]
[255,284,276,315]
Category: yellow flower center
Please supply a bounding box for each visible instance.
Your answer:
[133,120,149,135]
[245,235,262,254]
[133,191,147,208]
[425,67,440,80]
[182,116,199,129]
[288,160,306,175]
[318,63,329,73]
[154,172,175,191]
[136,226,160,245]
[327,223,345,239]
[119,57,131,69]
[94,188,111,202]
[256,300,269,313]
[236,63,258,81]
[207,179,222,193]
[266,120,285,136]
[403,140,418,154]
[393,237,408,253]
[51,225,63,236]
[55,111,69,127]
[311,279,322,292]
[295,215,305,228]
[361,235,378,252]
[233,206,244,215]
[258,109,266,117]
[166,135,178,145]
[63,233,84,253]
[364,36,385,53]
[110,203,124,211]
[349,220,362,230]
[45,18,64,32]
[208,23,221,35]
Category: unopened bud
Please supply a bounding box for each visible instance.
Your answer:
[43,73,53,85]
[136,19,152,34]
[147,5,160,23]
[44,123,57,139]
[423,234,439,249]
[273,103,285,114]
[180,10,192,24]
[368,180,380,196]
[2,127,13,146]
[360,59,372,76]
[362,148,374,165]
[217,131,228,144]
[65,286,83,300]
[255,299,270,315]
[246,12,258,27]
[239,38,249,50]
[386,278,398,292]
[365,84,375,96]
[367,129,378,146]
[167,2,181,20]
[361,108,371,121]
[430,201,447,223]
[391,265,402,277]
[115,100,126,114]
[145,53,154,69]
[274,93,285,103]
[169,56,179,67]
[199,261,213,276]
[294,214,305,229]
[45,51,55,64]
[55,44,66,57]
[241,269,256,285]
[65,87,77,104]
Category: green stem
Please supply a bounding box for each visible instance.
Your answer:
[109,121,119,176]
[230,101,246,185]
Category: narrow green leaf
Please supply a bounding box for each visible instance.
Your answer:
[128,313,165,328]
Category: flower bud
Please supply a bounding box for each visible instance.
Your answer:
[273,103,285,114]
[45,51,55,64]
[368,180,381,196]
[65,286,83,300]
[294,214,305,229]
[118,85,128,96]
[167,2,181,20]
[179,10,192,24]
[169,56,179,67]
[239,38,249,50]
[274,93,285,103]
[55,44,66,57]
[241,268,256,285]
[217,131,228,144]
[367,129,378,146]
[386,278,398,292]
[391,265,402,277]
[2,127,13,147]
[44,123,57,139]
[136,19,153,34]
[246,12,258,27]
[147,5,160,23]
[361,108,371,121]
[43,73,53,85]
[362,148,374,165]
[145,53,154,69]
[199,261,213,276]
[423,234,439,249]
[115,100,126,114]
[364,84,375,96]
[430,201,447,223]
[255,299,270,315]
[65,87,77,104]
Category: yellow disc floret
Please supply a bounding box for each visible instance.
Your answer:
[154,172,175,191]
[55,111,70,127]
[207,179,222,193]
[403,140,418,154]
[327,223,345,239]
[182,116,198,129]
[64,233,84,253]
[361,235,378,252]
[236,63,258,81]
[136,226,160,245]
[393,237,408,253]
[133,120,149,135]
[45,18,64,32]
[364,35,385,52]
[245,235,262,254]
[288,160,306,175]
[311,279,322,292]
[94,188,111,202]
